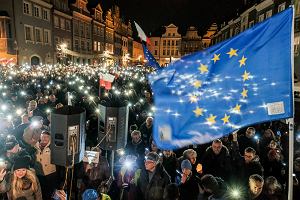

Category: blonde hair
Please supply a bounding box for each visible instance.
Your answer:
[11,169,39,199]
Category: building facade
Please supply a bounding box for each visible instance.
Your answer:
[181,26,203,56]
[132,40,144,64]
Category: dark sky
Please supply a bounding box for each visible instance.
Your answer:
[84,0,246,36]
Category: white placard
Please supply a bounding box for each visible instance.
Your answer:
[83,151,100,164]
[267,101,285,115]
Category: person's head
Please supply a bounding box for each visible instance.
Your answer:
[146,117,153,127]
[201,174,219,194]
[145,152,159,172]
[49,94,56,103]
[21,114,29,124]
[28,100,37,111]
[263,129,275,139]
[183,149,197,164]
[130,124,138,133]
[131,130,141,143]
[295,157,300,171]
[212,139,223,155]
[82,189,98,200]
[151,140,158,152]
[5,136,20,154]
[181,159,192,176]
[163,183,180,200]
[267,149,280,161]
[249,174,264,197]
[38,97,45,105]
[40,131,51,147]
[13,156,31,178]
[269,140,278,149]
[264,176,282,195]
[55,103,64,109]
[244,147,256,163]
[246,127,255,138]
[163,150,173,158]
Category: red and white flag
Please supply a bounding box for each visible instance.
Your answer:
[134,21,151,45]
[99,72,115,90]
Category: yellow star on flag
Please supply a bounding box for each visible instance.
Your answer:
[233,104,241,113]
[198,64,208,74]
[189,95,198,103]
[193,107,204,117]
[242,70,250,81]
[206,114,217,125]
[241,88,248,98]
[221,114,230,124]
[226,48,238,58]
[211,54,220,63]
[192,80,202,88]
[239,56,247,67]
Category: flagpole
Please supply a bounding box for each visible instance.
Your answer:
[288,4,295,200]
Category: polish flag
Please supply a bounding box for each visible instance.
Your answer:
[99,72,115,90]
[134,21,151,45]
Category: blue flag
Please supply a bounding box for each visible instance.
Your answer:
[148,8,294,149]
[142,43,161,70]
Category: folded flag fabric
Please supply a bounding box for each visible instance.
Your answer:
[148,8,294,149]
[99,72,115,90]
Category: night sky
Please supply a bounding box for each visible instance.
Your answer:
[73,0,247,36]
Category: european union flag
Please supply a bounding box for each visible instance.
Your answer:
[143,43,161,70]
[149,8,294,149]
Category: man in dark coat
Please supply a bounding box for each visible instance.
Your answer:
[125,130,145,166]
[232,132,264,186]
[134,152,170,200]
[201,139,231,181]
[139,117,153,147]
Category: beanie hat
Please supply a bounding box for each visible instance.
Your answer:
[13,156,31,171]
[181,159,192,170]
[145,152,159,162]
[5,136,19,151]
[82,189,98,200]
[201,174,219,192]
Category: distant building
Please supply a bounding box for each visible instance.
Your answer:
[202,23,217,48]
[132,40,144,64]
[181,26,203,56]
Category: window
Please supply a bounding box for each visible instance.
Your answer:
[81,41,85,50]
[23,1,31,15]
[163,40,166,45]
[168,33,171,36]
[266,10,272,18]
[94,41,97,51]
[171,50,174,55]
[155,41,158,46]
[74,21,79,35]
[171,41,174,46]
[163,50,165,55]
[87,41,90,51]
[176,41,178,46]
[42,9,50,21]
[33,5,41,18]
[167,40,170,46]
[74,39,79,51]
[172,33,175,36]
[44,29,50,44]
[80,23,84,36]
[176,50,178,56]
[86,25,90,38]
[249,21,255,28]
[66,20,71,31]
[167,50,170,55]
[35,27,42,43]
[93,25,97,35]
[60,18,65,30]
[258,14,264,22]
[54,16,59,28]
[154,50,157,55]
[98,42,101,51]
[24,25,33,41]
[278,2,286,12]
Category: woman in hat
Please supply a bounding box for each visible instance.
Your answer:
[0,156,42,200]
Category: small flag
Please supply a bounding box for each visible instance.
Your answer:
[142,43,161,70]
[99,72,115,90]
[134,21,151,45]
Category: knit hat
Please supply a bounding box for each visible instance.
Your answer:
[82,189,98,200]
[201,174,219,192]
[13,156,31,171]
[145,152,159,162]
[181,159,192,170]
[5,136,18,151]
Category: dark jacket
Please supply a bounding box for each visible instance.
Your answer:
[179,174,200,200]
[162,154,178,182]
[232,142,264,185]
[238,135,258,154]
[201,146,231,181]
[135,163,171,200]
[125,139,145,164]
[139,122,152,146]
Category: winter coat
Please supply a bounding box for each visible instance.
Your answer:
[125,139,145,163]
[139,123,152,146]
[34,142,56,176]
[162,154,178,182]
[201,146,232,181]
[232,141,264,185]
[0,171,42,200]
[134,163,170,200]
[179,174,200,200]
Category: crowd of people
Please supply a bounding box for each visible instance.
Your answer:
[0,64,300,200]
